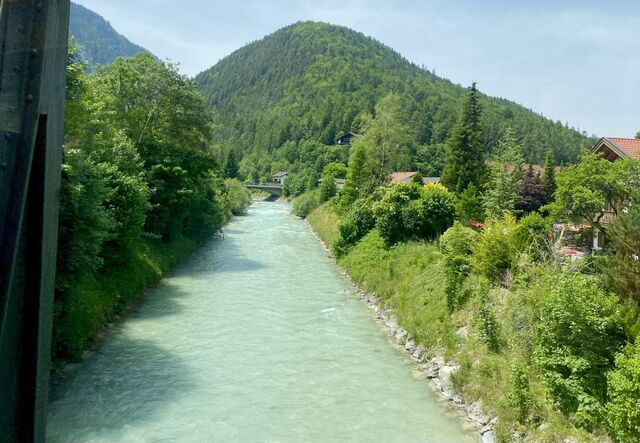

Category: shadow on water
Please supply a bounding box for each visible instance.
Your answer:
[47,336,196,442]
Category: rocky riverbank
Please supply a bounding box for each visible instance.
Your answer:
[307,221,496,443]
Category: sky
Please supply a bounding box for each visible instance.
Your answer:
[75,0,640,138]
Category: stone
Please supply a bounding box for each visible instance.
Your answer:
[481,430,496,443]
[465,401,491,426]
[404,339,416,353]
[437,365,459,400]
[394,328,407,343]
[384,315,399,331]
[412,346,425,362]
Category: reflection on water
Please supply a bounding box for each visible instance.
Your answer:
[47,202,477,442]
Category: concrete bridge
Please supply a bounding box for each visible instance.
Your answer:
[245,183,283,200]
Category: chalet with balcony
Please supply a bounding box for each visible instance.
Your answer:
[590,137,640,249]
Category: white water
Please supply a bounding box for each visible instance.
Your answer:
[47,202,476,442]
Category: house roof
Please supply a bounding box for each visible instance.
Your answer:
[389,172,419,182]
[592,137,640,161]
[273,171,289,177]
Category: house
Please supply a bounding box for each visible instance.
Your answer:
[273,171,289,185]
[389,171,440,185]
[335,132,358,146]
[590,137,640,249]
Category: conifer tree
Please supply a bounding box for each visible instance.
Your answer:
[483,126,523,216]
[340,142,369,208]
[635,130,640,139]
[441,82,486,194]
[541,149,556,203]
[224,149,239,178]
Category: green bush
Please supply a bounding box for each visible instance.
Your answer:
[224,178,252,215]
[373,182,423,247]
[374,182,455,247]
[513,212,551,256]
[319,175,337,202]
[455,183,485,223]
[333,199,376,256]
[291,190,321,218]
[441,222,478,311]
[534,272,625,429]
[441,222,478,256]
[477,279,503,352]
[508,362,533,424]
[472,214,517,282]
[606,340,640,442]
[409,183,456,239]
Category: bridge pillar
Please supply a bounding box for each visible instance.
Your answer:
[0,1,69,441]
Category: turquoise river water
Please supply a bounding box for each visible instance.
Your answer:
[47,202,477,442]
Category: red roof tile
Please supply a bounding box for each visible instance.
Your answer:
[606,137,640,160]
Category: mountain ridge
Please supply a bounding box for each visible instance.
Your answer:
[196,21,593,176]
[69,2,148,68]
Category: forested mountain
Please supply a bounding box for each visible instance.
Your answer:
[69,2,148,67]
[195,22,594,183]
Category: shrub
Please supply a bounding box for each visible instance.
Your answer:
[441,222,478,257]
[477,278,502,352]
[374,182,455,247]
[534,272,625,429]
[606,341,640,442]
[416,183,456,238]
[508,362,533,424]
[441,222,478,311]
[333,199,376,256]
[224,178,252,216]
[472,214,518,282]
[455,183,485,223]
[319,175,337,202]
[513,212,551,257]
[291,190,320,218]
[373,182,423,247]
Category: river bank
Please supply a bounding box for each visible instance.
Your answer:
[306,202,607,443]
[306,208,496,443]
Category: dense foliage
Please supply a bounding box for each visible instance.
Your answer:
[56,51,248,360]
[195,22,594,185]
[69,2,147,68]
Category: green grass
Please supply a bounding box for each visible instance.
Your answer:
[307,202,340,248]
[53,234,198,362]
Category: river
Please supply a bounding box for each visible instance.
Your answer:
[47,201,476,442]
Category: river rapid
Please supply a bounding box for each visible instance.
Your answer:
[47,201,476,442]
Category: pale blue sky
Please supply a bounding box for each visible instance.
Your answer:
[75,0,640,138]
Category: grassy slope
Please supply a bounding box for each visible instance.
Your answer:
[307,203,596,442]
[54,235,198,362]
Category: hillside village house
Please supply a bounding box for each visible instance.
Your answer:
[335,132,358,145]
[389,171,440,185]
[590,137,640,249]
[273,171,289,185]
